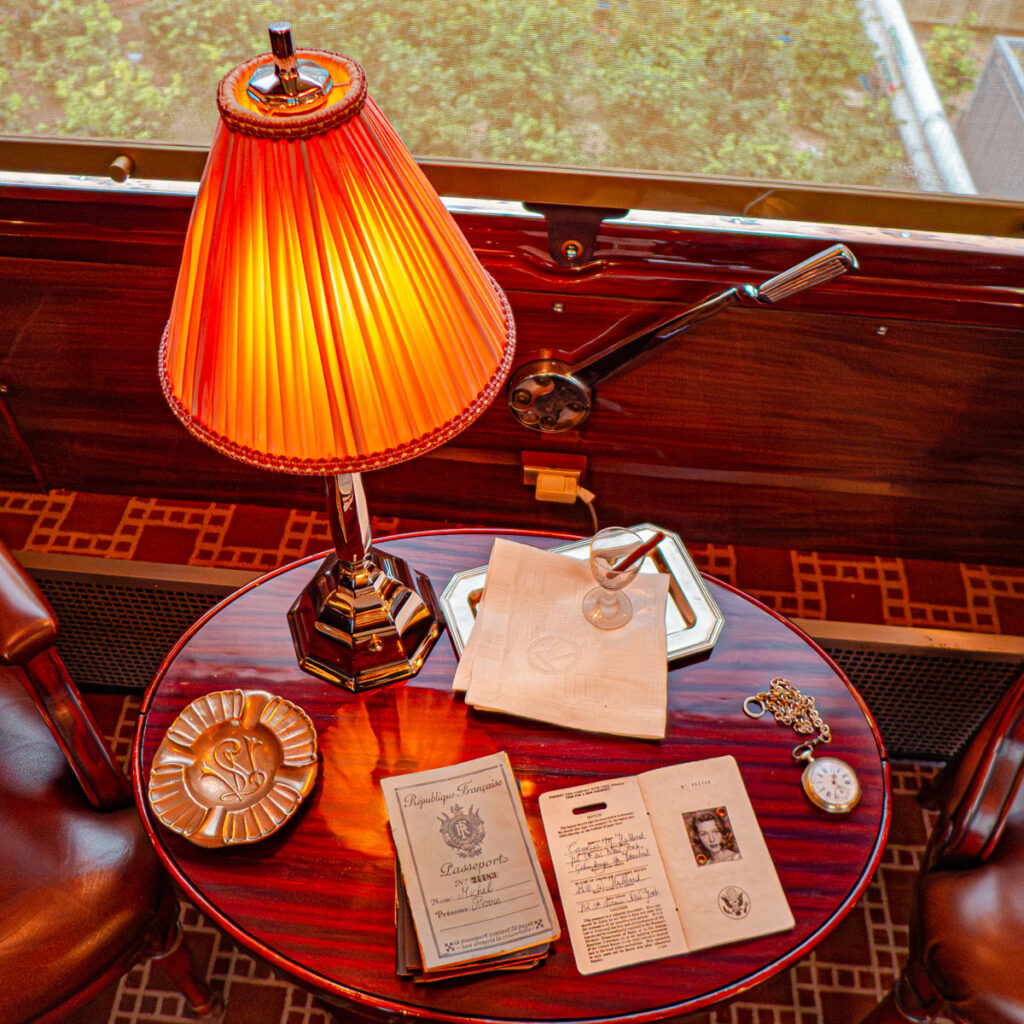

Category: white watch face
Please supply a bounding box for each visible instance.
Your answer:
[802,756,861,814]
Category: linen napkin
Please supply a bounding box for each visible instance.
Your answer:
[453,539,670,739]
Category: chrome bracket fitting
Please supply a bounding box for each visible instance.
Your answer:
[507,359,592,432]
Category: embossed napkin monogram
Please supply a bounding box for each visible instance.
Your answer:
[453,539,670,739]
[380,751,560,976]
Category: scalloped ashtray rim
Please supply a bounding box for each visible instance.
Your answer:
[147,688,319,849]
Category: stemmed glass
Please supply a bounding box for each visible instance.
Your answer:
[582,527,644,630]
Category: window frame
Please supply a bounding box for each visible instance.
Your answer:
[2,136,1023,241]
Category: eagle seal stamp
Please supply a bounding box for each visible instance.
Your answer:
[438,804,485,858]
[718,885,751,919]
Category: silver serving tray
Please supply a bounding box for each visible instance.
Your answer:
[440,524,724,663]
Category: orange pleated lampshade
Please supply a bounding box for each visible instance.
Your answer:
[160,48,515,475]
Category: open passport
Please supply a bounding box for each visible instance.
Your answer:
[380,752,560,979]
[539,755,794,974]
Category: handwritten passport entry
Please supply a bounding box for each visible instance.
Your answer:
[381,752,559,973]
[540,755,794,974]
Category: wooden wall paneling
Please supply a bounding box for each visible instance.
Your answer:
[0,189,189,267]
[457,212,1024,329]
[0,391,43,491]
[0,252,323,507]
[380,448,1019,563]
[373,299,1023,562]
[1,185,1022,563]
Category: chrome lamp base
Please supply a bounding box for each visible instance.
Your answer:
[286,473,443,692]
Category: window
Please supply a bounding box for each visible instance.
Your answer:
[1,0,1022,235]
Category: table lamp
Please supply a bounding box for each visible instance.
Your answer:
[160,23,515,691]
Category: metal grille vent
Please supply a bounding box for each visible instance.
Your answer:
[14,553,1024,761]
[38,579,226,691]
[18,552,258,694]
[821,646,1021,761]
[796,619,1024,762]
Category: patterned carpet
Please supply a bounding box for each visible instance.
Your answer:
[4,485,1003,1023]
[3,486,1023,634]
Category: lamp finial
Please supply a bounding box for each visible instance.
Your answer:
[247,22,332,112]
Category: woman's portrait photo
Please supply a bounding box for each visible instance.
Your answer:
[684,807,741,866]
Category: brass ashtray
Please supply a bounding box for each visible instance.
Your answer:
[148,689,318,848]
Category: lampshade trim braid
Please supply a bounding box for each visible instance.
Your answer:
[159,275,515,475]
[218,50,368,141]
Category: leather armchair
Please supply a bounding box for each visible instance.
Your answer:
[861,669,1024,1024]
[0,540,221,1023]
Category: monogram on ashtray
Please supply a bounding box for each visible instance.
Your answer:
[148,689,318,848]
[198,723,270,805]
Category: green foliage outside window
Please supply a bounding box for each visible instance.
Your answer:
[1,0,908,187]
[924,14,979,112]
[1,0,181,138]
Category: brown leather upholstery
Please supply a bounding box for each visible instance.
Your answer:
[0,667,170,1021]
[0,541,219,1023]
[0,543,55,664]
[861,672,1024,1024]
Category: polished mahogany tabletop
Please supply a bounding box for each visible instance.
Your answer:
[133,529,890,1023]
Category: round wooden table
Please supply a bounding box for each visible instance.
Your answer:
[133,529,890,1023]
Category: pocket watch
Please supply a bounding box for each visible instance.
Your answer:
[794,744,861,814]
[743,677,861,816]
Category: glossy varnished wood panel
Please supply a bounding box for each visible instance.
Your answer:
[134,531,889,1023]
[2,186,1023,562]
[390,302,1024,560]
